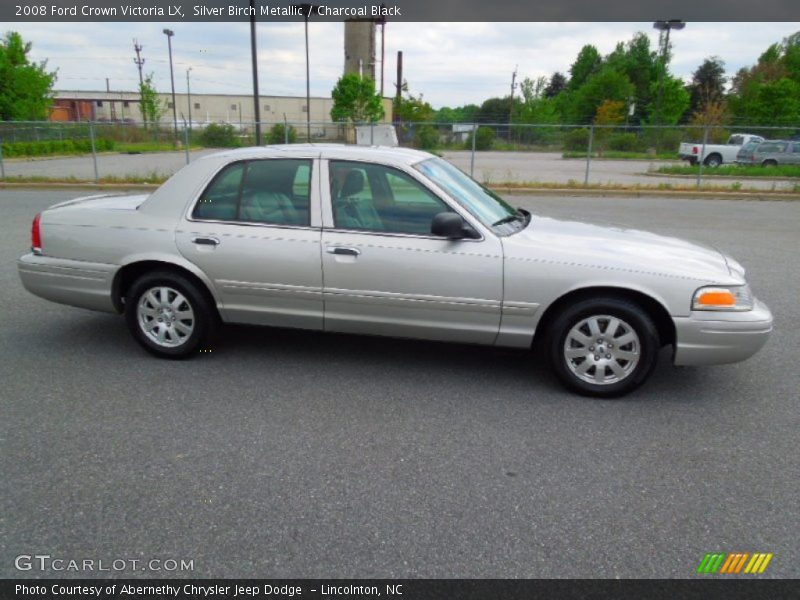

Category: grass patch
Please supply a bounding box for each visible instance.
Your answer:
[563,150,678,160]
[0,171,168,185]
[487,180,800,195]
[656,164,800,178]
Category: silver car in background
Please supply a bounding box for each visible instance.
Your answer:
[737,139,800,166]
[18,145,773,397]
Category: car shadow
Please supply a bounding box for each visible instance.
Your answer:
[35,311,722,404]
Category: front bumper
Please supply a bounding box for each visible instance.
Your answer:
[18,253,118,313]
[672,299,773,366]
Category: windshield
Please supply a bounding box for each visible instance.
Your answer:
[414,157,521,230]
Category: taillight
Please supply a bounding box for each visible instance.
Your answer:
[692,146,699,155]
[31,213,42,254]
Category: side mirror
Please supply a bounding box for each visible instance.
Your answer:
[431,212,478,240]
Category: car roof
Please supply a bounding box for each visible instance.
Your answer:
[198,144,435,166]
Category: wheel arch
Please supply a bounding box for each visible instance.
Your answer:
[112,257,220,317]
[533,286,675,349]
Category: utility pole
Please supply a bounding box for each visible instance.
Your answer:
[394,50,403,121]
[653,20,685,152]
[379,14,386,96]
[162,28,178,141]
[133,39,146,127]
[186,67,192,131]
[249,0,261,145]
[133,39,145,86]
[509,66,518,124]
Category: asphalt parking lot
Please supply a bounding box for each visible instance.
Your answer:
[1,190,798,578]
[3,149,797,190]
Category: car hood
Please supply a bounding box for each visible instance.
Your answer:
[504,215,741,284]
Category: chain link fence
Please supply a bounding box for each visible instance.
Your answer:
[1,120,799,191]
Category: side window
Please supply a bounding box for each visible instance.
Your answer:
[193,162,244,220]
[330,160,451,235]
[794,143,800,153]
[238,159,312,226]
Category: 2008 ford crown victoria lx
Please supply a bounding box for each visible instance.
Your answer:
[18,145,773,397]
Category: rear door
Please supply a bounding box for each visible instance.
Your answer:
[175,157,324,329]
[320,159,503,344]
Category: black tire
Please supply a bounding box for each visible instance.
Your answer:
[124,270,216,358]
[762,159,777,168]
[704,153,722,168]
[547,297,660,398]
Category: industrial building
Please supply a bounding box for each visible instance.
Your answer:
[49,16,391,133]
[50,90,392,132]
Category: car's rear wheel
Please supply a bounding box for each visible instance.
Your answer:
[704,153,722,168]
[125,271,215,358]
[547,297,660,398]
[762,159,778,167]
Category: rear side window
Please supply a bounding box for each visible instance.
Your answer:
[193,162,244,221]
[193,159,312,226]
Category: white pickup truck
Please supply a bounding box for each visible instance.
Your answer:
[678,134,764,167]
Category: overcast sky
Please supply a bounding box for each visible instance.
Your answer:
[14,21,800,108]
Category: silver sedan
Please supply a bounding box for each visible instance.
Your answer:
[18,145,773,397]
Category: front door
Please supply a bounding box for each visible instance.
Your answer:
[175,157,324,329]
[320,159,503,344]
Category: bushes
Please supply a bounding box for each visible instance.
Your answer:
[464,126,495,151]
[413,124,439,150]
[200,123,239,147]
[607,132,641,152]
[267,123,297,144]
[563,128,590,151]
[0,138,115,157]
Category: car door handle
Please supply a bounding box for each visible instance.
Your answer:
[192,236,220,246]
[326,246,361,256]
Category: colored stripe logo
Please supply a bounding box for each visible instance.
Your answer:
[697,552,773,574]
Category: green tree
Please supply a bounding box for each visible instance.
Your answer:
[330,73,384,123]
[476,96,519,123]
[603,33,659,123]
[728,31,800,125]
[567,67,635,123]
[0,31,57,121]
[648,75,690,125]
[544,72,567,98]
[139,73,164,129]
[568,45,602,91]
[434,104,479,123]
[394,92,434,122]
[687,57,727,116]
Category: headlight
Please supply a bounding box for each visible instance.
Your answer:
[692,285,753,311]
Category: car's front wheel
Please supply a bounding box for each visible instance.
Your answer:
[125,271,215,358]
[547,297,660,397]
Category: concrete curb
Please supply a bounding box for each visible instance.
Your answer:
[640,171,800,183]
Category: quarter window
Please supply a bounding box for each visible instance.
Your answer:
[329,160,451,235]
[192,159,312,226]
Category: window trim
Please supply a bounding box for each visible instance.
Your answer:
[188,158,316,229]
[324,158,485,242]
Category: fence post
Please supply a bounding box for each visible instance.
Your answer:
[184,125,190,165]
[696,125,709,188]
[370,122,374,145]
[470,123,477,178]
[0,142,5,179]
[284,115,289,144]
[88,121,99,183]
[584,125,594,186]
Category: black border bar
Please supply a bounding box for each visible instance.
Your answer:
[3,579,800,600]
[4,0,800,22]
